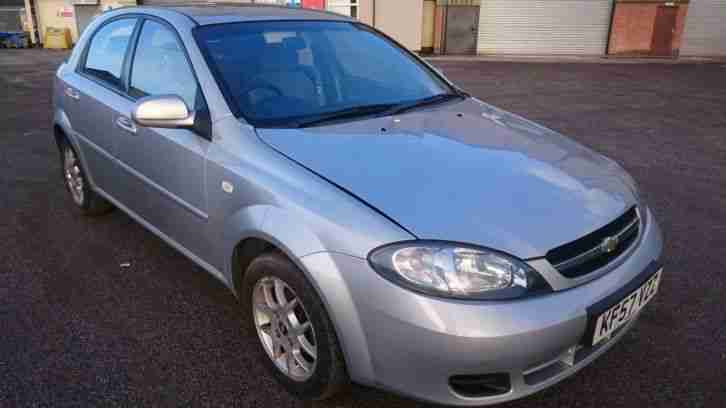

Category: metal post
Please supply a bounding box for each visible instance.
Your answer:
[605,0,617,56]
[23,0,37,45]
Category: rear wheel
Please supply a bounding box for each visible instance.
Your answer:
[242,251,349,400]
[59,139,113,216]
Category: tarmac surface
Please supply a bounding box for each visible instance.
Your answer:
[1,49,725,407]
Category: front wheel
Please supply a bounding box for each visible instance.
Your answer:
[241,252,349,400]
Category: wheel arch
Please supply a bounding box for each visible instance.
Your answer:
[226,206,375,384]
[53,108,74,148]
[53,123,67,148]
[53,108,97,187]
[231,237,276,296]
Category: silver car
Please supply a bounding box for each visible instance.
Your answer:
[52,5,664,406]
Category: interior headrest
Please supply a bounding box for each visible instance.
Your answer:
[282,37,306,51]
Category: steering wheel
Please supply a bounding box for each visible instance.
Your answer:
[242,81,284,106]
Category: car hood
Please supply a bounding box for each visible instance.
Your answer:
[256,98,637,259]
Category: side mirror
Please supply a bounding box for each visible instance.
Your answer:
[132,95,195,129]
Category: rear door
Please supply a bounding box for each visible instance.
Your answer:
[113,17,211,259]
[63,17,139,196]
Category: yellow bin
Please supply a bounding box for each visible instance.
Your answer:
[44,27,72,49]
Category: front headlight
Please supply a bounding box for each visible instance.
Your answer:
[368,241,551,300]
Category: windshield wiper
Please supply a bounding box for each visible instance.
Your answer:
[296,103,398,128]
[293,93,466,128]
[387,93,465,116]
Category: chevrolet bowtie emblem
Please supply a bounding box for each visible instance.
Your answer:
[600,236,619,254]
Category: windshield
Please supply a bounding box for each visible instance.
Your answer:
[194,21,456,128]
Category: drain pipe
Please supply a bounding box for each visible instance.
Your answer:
[372,0,376,28]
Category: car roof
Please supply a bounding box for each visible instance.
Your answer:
[140,3,353,26]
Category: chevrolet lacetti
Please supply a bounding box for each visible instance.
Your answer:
[52,5,664,406]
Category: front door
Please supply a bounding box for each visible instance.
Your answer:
[113,18,210,259]
[651,6,678,57]
[444,6,480,55]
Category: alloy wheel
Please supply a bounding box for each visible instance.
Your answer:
[252,276,318,381]
[63,146,84,205]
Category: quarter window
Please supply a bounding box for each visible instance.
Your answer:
[129,20,199,109]
[83,18,137,88]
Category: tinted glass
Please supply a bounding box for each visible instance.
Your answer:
[130,20,199,108]
[195,21,452,127]
[84,18,136,88]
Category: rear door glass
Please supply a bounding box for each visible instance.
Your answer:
[83,18,137,89]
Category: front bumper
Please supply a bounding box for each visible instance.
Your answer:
[298,208,663,406]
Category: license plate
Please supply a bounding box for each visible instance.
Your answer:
[591,268,662,346]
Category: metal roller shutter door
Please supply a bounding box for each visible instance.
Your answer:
[478,0,614,55]
[681,0,726,56]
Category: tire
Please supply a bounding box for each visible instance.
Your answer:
[241,251,349,400]
[58,139,114,216]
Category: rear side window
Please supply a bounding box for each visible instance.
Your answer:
[129,20,199,109]
[82,18,137,88]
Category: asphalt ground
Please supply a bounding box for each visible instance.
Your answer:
[1,49,725,407]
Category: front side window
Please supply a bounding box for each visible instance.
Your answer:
[83,18,137,88]
[129,20,200,109]
[195,21,454,128]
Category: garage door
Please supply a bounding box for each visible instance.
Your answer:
[680,0,726,56]
[477,0,614,55]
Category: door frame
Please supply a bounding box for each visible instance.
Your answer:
[443,4,481,55]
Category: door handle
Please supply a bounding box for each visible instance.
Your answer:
[65,87,80,100]
[115,116,137,134]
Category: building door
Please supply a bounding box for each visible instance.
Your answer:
[650,6,678,57]
[681,0,726,56]
[444,6,479,54]
[74,5,97,39]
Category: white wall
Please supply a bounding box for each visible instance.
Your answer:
[343,0,424,51]
[373,0,422,50]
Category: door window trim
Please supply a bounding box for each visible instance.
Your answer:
[76,15,142,99]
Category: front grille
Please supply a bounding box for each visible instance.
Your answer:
[546,206,640,278]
